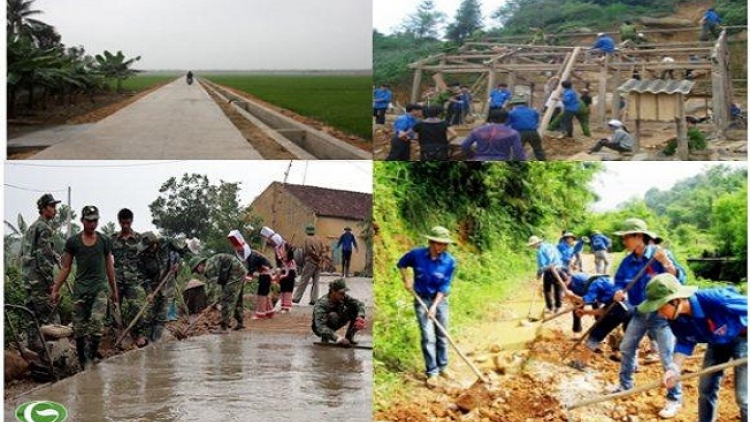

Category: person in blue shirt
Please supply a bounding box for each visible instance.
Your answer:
[336,227,359,278]
[557,232,584,271]
[561,271,631,370]
[488,83,512,110]
[459,86,472,123]
[589,230,612,274]
[398,226,457,387]
[585,32,616,62]
[507,96,546,160]
[610,218,687,419]
[559,80,580,138]
[386,104,422,161]
[528,235,564,313]
[639,274,747,422]
[700,8,722,41]
[373,84,392,125]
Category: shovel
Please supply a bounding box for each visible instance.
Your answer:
[413,293,492,412]
[525,282,541,323]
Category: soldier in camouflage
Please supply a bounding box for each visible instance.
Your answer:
[51,205,118,370]
[190,253,248,334]
[112,208,147,347]
[21,194,62,346]
[137,232,187,343]
[312,279,366,346]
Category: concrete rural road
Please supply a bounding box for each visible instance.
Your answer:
[26,79,263,159]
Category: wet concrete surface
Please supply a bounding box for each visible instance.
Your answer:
[5,331,372,421]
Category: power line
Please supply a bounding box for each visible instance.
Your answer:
[4,183,67,193]
[5,161,186,169]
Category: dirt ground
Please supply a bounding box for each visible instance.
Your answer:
[202,81,298,159]
[210,82,372,152]
[375,253,742,422]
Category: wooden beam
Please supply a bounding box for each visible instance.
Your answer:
[634,93,642,152]
[597,56,609,129]
[613,61,622,120]
[410,68,422,104]
[711,30,728,139]
[675,93,689,160]
[540,48,581,133]
[483,69,497,118]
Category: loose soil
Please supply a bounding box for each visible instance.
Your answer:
[375,253,741,421]
[209,83,372,152]
[201,81,297,159]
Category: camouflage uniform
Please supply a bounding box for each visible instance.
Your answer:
[138,234,187,342]
[21,215,61,328]
[312,289,365,342]
[112,230,146,339]
[202,254,248,329]
[293,228,326,305]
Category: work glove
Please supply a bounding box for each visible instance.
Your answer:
[354,317,366,330]
[663,363,680,389]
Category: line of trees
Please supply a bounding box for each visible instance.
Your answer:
[7,0,142,117]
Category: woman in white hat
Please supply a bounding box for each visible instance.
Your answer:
[588,119,634,154]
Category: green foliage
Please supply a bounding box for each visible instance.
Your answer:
[663,128,707,156]
[715,0,748,27]
[93,50,141,93]
[373,30,442,87]
[149,173,261,255]
[373,162,603,402]
[202,74,371,141]
[445,0,484,43]
[106,74,178,92]
[401,0,446,40]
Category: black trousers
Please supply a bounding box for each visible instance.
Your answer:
[519,130,546,160]
[542,269,563,310]
[386,135,410,161]
[589,301,632,344]
[590,138,631,153]
[374,108,387,125]
[341,250,353,276]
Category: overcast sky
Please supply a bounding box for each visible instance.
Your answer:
[590,162,747,212]
[34,0,372,70]
[4,160,372,234]
[374,0,505,35]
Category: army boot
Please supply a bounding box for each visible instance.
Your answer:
[75,337,88,370]
[151,324,164,343]
[89,336,102,363]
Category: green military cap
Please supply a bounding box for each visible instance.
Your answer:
[189,256,208,273]
[638,273,697,313]
[81,205,100,220]
[305,224,315,235]
[424,226,453,244]
[37,193,61,210]
[613,218,658,239]
[330,278,349,292]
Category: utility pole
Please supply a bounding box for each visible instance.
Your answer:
[283,160,292,184]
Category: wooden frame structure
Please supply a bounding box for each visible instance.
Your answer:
[408,30,736,148]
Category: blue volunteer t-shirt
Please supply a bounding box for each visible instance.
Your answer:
[397,247,456,296]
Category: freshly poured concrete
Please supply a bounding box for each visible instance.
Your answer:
[27,79,262,159]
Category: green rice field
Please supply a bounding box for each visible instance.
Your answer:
[202,74,371,141]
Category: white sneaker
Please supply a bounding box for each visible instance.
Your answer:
[658,400,681,419]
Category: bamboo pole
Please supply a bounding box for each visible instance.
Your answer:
[540,48,581,133]
[597,55,609,129]
[410,68,422,104]
[676,93,689,160]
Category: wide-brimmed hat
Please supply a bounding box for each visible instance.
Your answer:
[607,119,623,128]
[37,193,61,210]
[561,232,577,239]
[424,226,453,244]
[637,273,698,313]
[527,235,543,246]
[613,218,658,239]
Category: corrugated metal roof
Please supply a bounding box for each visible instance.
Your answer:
[618,79,695,94]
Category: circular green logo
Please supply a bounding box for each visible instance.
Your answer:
[15,401,68,422]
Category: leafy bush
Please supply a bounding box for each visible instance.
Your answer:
[663,128,707,155]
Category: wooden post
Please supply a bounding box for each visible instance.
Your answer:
[540,48,581,132]
[484,68,497,118]
[612,60,622,120]
[634,92,641,153]
[410,68,422,104]
[529,82,536,109]
[675,93,689,160]
[711,30,728,139]
[508,57,517,92]
[597,55,609,129]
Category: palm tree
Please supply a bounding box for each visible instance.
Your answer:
[94,50,141,93]
[7,0,58,47]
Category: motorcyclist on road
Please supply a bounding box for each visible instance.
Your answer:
[186,71,194,85]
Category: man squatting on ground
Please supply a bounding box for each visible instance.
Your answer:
[398,226,457,388]
[51,205,118,369]
[639,273,747,422]
[312,279,366,347]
